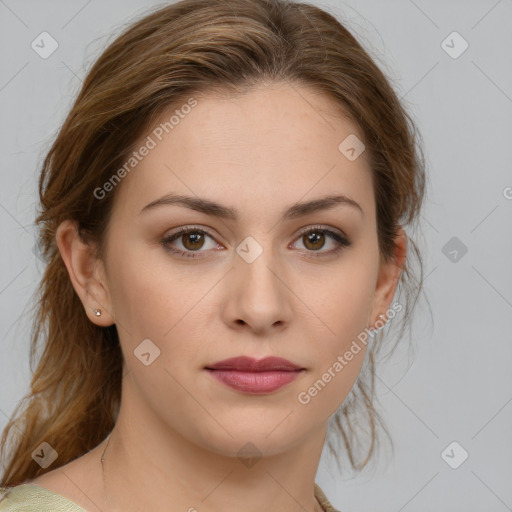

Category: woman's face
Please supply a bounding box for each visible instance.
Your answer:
[92,82,402,457]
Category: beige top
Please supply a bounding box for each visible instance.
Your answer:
[0,482,341,511]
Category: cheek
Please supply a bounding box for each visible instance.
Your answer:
[297,279,372,415]
[312,259,376,339]
[106,245,216,362]
[105,244,175,342]
[301,260,375,404]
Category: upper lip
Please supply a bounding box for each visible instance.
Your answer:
[205,356,304,372]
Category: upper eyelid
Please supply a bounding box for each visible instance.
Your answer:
[166,225,218,242]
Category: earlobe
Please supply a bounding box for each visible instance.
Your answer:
[55,220,115,326]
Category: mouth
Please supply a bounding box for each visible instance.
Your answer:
[204,356,305,394]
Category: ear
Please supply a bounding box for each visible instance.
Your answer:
[55,219,115,327]
[369,226,407,328]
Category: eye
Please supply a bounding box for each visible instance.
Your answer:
[291,225,352,258]
[161,226,220,259]
[161,224,352,259]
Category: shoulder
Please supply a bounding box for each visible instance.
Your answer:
[0,446,104,512]
[0,483,87,511]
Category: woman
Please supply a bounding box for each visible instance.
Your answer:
[0,0,426,510]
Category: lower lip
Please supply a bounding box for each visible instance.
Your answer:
[205,369,304,394]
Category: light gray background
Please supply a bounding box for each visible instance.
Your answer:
[1,1,511,511]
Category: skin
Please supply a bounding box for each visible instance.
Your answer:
[31,81,406,512]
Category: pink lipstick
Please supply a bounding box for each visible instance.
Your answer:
[205,356,305,394]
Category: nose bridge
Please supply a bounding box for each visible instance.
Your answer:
[228,234,292,330]
[236,235,282,300]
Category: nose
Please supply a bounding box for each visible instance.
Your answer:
[222,247,293,335]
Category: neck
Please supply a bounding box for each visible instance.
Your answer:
[97,377,329,512]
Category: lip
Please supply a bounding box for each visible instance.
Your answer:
[205,356,305,394]
[206,356,303,372]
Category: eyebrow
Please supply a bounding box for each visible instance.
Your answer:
[139,193,363,221]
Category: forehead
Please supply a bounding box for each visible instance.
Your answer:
[111,82,374,223]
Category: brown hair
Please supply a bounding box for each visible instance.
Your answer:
[1,0,427,486]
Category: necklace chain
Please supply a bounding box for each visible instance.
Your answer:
[100,433,111,466]
[100,432,111,508]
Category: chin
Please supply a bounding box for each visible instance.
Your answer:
[190,420,311,460]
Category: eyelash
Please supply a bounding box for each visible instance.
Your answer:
[160,225,352,260]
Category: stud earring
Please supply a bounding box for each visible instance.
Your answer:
[92,308,102,317]
[369,314,387,335]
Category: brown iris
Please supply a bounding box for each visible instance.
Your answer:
[182,231,205,250]
[303,230,325,251]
